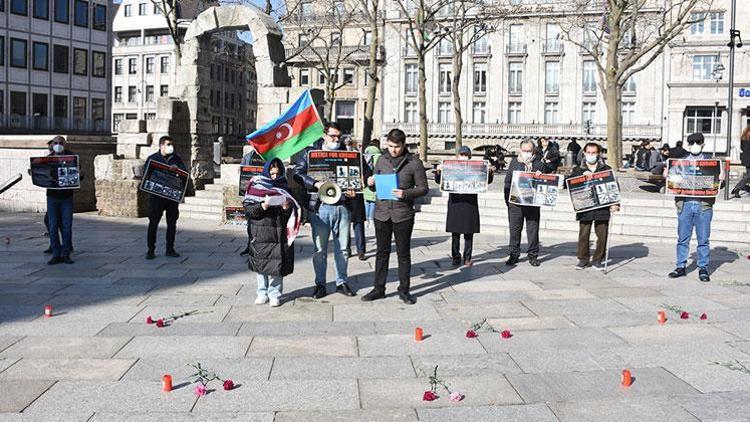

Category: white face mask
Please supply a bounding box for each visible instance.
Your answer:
[458,155,470,160]
[52,144,65,154]
[585,154,598,165]
[163,145,174,155]
[324,141,341,151]
[689,144,703,155]
[520,151,533,163]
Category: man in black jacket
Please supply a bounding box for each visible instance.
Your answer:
[44,136,76,265]
[361,129,428,305]
[504,139,546,266]
[570,142,620,270]
[145,136,187,260]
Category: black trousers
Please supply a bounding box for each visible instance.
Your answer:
[373,218,414,294]
[733,166,750,193]
[508,204,540,258]
[147,196,179,250]
[451,233,474,261]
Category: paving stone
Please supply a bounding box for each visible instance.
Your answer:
[237,321,377,337]
[358,334,487,357]
[138,295,221,307]
[665,363,750,393]
[248,335,357,357]
[564,312,656,328]
[0,336,23,353]
[0,337,131,359]
[411,353,522,377]
[417,404,558,422]
[147,284,243,296]
[612,343,750,367]
[333,303,441,321]
[49,294,148,307]
[114,336,253,359]
[674,392,750,422]
[477,328,628,352]
[89,412,273,422]
[359,376,523,409]
[271,356,415,379]
[449,280,543,293]
[0,319,113,337]
[130,306,231,323]
[0,359,136,381]
[521,298,632,316]
[485,317,575,331]
[224,303,333,322]
[275,409,418,422]
[0,412,93,421]
[121,358,273,383]
[433,302,534,319]
[549,397,699,422]
[615,296,730,312]
[96,322,241,337]
[0,380,55,412]
[507,347,625,373]
[587,287,664,299]
[0,357,20,373]
[608,324,739,345]
[373,320,468,335]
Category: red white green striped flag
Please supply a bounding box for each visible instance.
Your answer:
[245,90,323,161]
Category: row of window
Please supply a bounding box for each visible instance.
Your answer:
[0,89,106,128]
[690,12,725,35]
[209,64,244,85]
[2,0,106,30]
[297,67,360,87]
[113,84,168,103]
[209,90,243,110]
[114,56,170,75]
[122,2,160,17]
[0,36,105,76]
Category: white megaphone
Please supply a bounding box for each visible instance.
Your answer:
[319,181,342,205]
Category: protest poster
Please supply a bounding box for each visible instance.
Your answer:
[565,169,621,212]
[307,150,363,192]
[139,160,189,203]
[508,171,562,207]
[238,156,266,196]
[29,155,80,189]
[225,206,247,226]
[439,160,489,194]
[665,159,722,197]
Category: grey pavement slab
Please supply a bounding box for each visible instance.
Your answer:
[0,380,55,412]
[129,306,231,323]
[48,294,148,307]
[358,334,488,357]
[89,412,273,422]
[0,319,113,337]
[0,337,131,359]
[564,312,657,328]
[247,335,357,357]
[270,356,415,380]
[0,359,135,381]
[614,296,731,312]
[665,363,750,393]
[333,303,442,321]
[0,357,19,373]
[372,319,468,335]
[549,397,700,422]
[611,342,750,367]
[608,324,740,345]
[237,321,377,336]
[0,336,23,353]
[224,303,333,322]
[433,302,534,319]
[120,358,273,383]
[138,294,221,307]
[485,316,575,331]
[275,409,418,422]
[114,336,253,359]
[417,404,558,422]
[477,328,628,352]
[410,353,522,377]
[507,347,626,373]
[673,391,750,422]
[521,298,633,316]
[96,322,241,337]
[0,413,93,421]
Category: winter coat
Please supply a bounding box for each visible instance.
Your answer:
[741,139,750,168]
[568,161,613,222]
[538,145,561,173]
[245,200,294,277]
[435,169,494,234]
[372,150,428,224]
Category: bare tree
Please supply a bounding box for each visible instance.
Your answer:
[557,0,712,169]
[359,0,382,147]
[149,0,187,62]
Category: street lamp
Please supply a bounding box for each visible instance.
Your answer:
[711,63,725,158]
[724,0,743,199]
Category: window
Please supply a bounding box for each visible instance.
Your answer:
[123,4,131,16]
[404,101,417,123]
[0,37,4,67]
[299,68,310,86]
[53,95,67,129]
[297,33,309,47]
[10,39,27,68]
[545,62,560,94]
[472,101,486,124]
[114,58,122,75]
[92,98,104,130]
[693,55,719,80]
[113,113,123,131]
[333,0,344,15]
[160,85,168,96]
[91,51,105,77]
[710,12,724,34]
[54,0,68,22]
[544,101,559,124]
[74,0,87,26]
[125,113,137,119]
[582,102,596,125]
[138,2,145,14]
[363,31,372,46]
[145,85,154,102]
[438,39,453,56]
[299,1,312,17]
[439,63,451,95]
[623,75,636,94]
[34,0,48,19]
[404,31,416,56]
[152,3,160,14]
[508,102,522,124]
[583,60,597,93]
[224,92,229,108]
[685,107,721,134]
[690,13,705,34]
[160,56,169,73]
[128,86,136,103]
[405,63,417,95]
[73,96,86,128]
[330,32,341,47]
[73,48,87,75]
[127,57,137,74]
[473,25,488,54]
[335,100,355,133]
[473,63,487,94]
[31,94,48,129]
[318,71,325,85]
[114,86,122,102]
[32,42,48,70]
[144,112,155,120]
[11,0,27,15]
[343,68,354,85]
[508,24,524,53]
[145,57,154,74]
[10,92,27,123]
[621,102,635,126]
[53,44,68,73]
[438,101,452,123]
[93,4,106,30]
[508,62,523,94]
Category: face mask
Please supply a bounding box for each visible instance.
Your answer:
[163,145,174,155]
[52,144,64,154]
[689,144,703,155]
[324,141,341,151]
[458,155,470,160]
[520,152,533,162]
[585,154,598,164]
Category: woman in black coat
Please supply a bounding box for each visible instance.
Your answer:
[435,146,493,267]
[537,138,561,173]
[244,159,296,307]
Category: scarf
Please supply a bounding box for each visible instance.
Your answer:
[243,159,301,246]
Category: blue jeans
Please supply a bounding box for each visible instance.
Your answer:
[353,221,365,253]
[676,201,713,269]
[310,204,351,286]
[365,201,375,221]
[256,273,283,299]
[47,195,73,258]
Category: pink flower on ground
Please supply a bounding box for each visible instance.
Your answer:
[700,313,708,320]
[501,330,513,339]
[156,319,165,327]
[465,330,477,338]
[449,391,464,402]
[194,384,207,396]
[146,316,154,324]
[223,379,235,391]
[422,391,437,401]
[680,312,689,320]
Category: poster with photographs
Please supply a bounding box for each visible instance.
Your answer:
[439,160,490,194]
[665,159,722,197]
[29,155,80,189]
[508,172,562,207]
[139,160,189,203]
[565,170,621,212]
[307,150,363,192]
[224,206,247,226]
[238,158,266,196]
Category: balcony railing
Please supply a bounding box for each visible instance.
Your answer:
[472,43,491,56]
[284,45,384,63]
[383,122,662,140]
[506,43,527,55]
[542,40,564,54]
[0,114,110,134]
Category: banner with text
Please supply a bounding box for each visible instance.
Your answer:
[508,171,562,207]
[439,160,490,194]
[29,155,80,189]
[566,170,621,212]
[139,160,189,203]
[307,150,363,192]
[665,159,721,197]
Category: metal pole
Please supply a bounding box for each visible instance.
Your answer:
[725,0,738,200]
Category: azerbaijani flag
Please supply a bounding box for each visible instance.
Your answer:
[245,90,323,161]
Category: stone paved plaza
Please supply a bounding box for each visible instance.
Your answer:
[0,212,749,421]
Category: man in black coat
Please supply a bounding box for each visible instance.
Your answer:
[504,139,545,266]
[43,136,77,265]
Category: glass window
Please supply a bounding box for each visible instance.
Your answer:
[10,38,27,68]
[690,13,705,34]
[53,44,68,73]
[298,33,309,47]
[34,0,48,19]
[74,0,87,26]
[439,63,451,95]
[582,102,596,125]
[330,32,341,47]
[152,3,160,14]
[53,95,67,129]
[545,61,560,94]
[73,48,87,75]
[473,25,488,54]
[621,102,636,126]
[73,96,86,128]
[363,31,372,46]
[623,75,636,94]
[544,101,559,124]
[138,2,145,15]
[508,102,522,124]
[508,24,524,52]
[54,0,68,22]
[145,57,154,73]
[693,55,719,80]
[32,42,48,70]
[160,85,168,96]
[472,101,486,124]
[127,86,136,103]
[583,60,597,93]
[437,101,452,123]
[114,86,122,102]
[113,113,123,131]
[709,12,724,35]
[299,1,312,17]
[10,92,27,121]
[0,37,4,67]
[343,68,354,85]
[123,4,130,16]
[145,85,154,102]
[92,51,105,77]
[160,56,169,73]
[93,4,106,30]
[685,107,721,134]
[128,58,136,74]
[125,113,137,119]
[438,39,453,56]
[404,101,417,123]
[473,63,487,94]
[11,0,27,15]
[114,58,122,75]
[508,62,523,94]
[405,63,417,94]
[299,68,309,86]
[92,98,104,129]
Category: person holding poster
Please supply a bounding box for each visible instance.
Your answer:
[362,129,428,305]
[569,143,620,270]
[145,136,187,260]
[667,133,724,282]
[239,145,261,257]
[504,139,545,266]
[731,125,750,198]
[435,146,494,267]
[43,136,76,265]
[293,122,357,299]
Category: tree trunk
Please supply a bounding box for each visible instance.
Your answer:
[417,53,428,161]
[325,80,335,122]
[362,14,380,148]
[604,82,622,170]
[451,51,463,152]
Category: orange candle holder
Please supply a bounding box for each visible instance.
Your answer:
[657,311,667,325]
[621,369,633,387]
[415,327,424,342]
[44,305,53,318]
[162,374,173,392]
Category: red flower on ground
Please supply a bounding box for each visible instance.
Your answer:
[501,330,513,339]
[680,312,689,320]
[146,316,154,324]
[465,330,477,338]
[700,313,708,320]
[223,379,235,391]
[156,318,165,327]
[422,391,437,401]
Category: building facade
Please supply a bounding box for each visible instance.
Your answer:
[0,0,112,134]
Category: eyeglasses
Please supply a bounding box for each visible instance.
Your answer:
[687,139,704,146]
[326,133,341,139]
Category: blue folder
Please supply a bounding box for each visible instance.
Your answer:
[375,173,399,201]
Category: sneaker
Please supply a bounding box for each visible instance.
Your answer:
[361,289,385,302]
[165,249,181,258]
[505,255,520,266]
[452,257,462,267]
[575,260,590,270]
[312,285,327,299]
[528,256,540,267]
[145,250,156,260]
[668,267,686,278]
[698,267,711,282]
[269,298,281,307]
[255,296,269,305]
[591,261,605,270]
